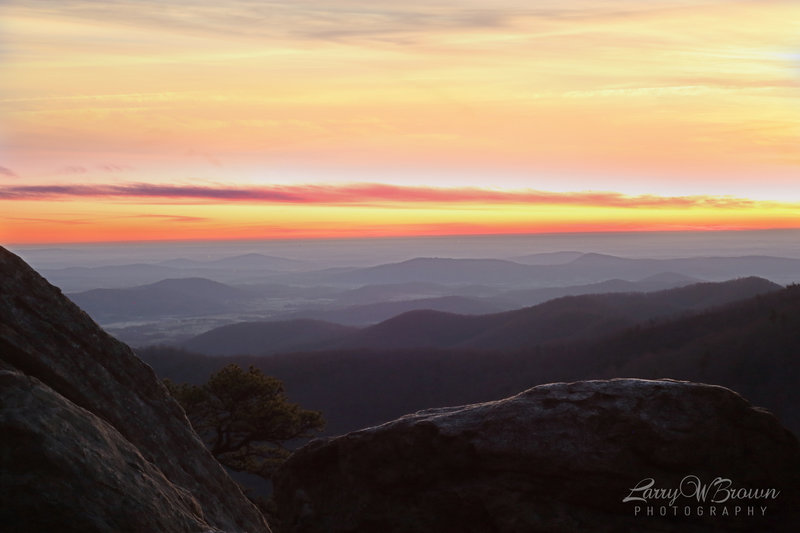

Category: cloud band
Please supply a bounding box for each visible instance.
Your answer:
[0,181,766,210]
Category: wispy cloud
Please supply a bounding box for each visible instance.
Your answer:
[59,165,89,174]
[0,166,18,178]
[5,1,511,44]
[99,164,133,172]
[2,1,727,45]
[56,164,133,174]
[124,213,210,223]
[185,149,222,167]
[4,0,798,208]
[0,181,769,209]
[4,216,90,225]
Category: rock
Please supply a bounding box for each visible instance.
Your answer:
[0,370,215,532]
[0,247,270,532]
[274,379,800,532]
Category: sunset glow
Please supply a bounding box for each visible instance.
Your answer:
[2,1,799,244]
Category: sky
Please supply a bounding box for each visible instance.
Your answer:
[1,0,799,244]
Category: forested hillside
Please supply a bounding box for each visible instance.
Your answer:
[140,283,800,438]
[178,277,779,355]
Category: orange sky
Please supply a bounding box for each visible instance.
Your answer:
[1,1,799,244]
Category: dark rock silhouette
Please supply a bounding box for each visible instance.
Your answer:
[274,379,800,532]
[0,246,270,532]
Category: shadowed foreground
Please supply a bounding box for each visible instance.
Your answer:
[3,242,799,532]
[275,379,800,533]
[0,246,270,532]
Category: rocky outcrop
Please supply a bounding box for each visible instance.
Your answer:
[0,247,270,532]
[274,379,800,532]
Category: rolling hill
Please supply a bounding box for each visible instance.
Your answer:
[180,319,357,356]
[69,277,248,322]
[160,252,305,271]
[490,273,700,308]
[178,277,781,355]
[330,257,543,285]
[140,282,800,438]
[335,276,780,350]
[322,254,800,287]
[286,295,506,326]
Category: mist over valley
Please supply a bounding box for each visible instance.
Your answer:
[10,231,800,443]
[11,231,800,442]
[12,230,800,348]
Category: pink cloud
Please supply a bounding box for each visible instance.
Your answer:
[59,166,89,175]
[124,213,210,222]
[0,166,18,178]
[0,181,764,210]
[99,164,133,172]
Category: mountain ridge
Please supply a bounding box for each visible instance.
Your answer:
[177,276,781,355]
[141,280,800,439]
[69,277,248,322]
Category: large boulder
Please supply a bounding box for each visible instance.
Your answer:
[274,379,800,532]
[0,246,270,532]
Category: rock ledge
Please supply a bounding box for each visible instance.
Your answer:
[0,246,270,532]
[275,378,799,533]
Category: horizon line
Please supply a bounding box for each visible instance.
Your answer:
[6,226,800,248]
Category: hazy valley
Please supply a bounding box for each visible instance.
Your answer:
[7,1,800,529]
[5,232,800,531]
[13,231,800,348]
[11,232,800,438]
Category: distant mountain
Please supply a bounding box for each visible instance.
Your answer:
[637,271,700,285]
[238,282,341,299]
[149,277,247,299]
[336,310,506,350]
[495,273,701,308]
[180,319,357,356]
[332,282,459,306]
[42,253,308,291]
[561,253,800,284]
[566,252,638,268]
[465,276,781,350]
[334,277,780,351]
[511,251,584,265]
[44,252,800,293]
[161,252,304,271]
[69,277,247,322]
[323,254,800,287]
[178,277,780,355]
[289,295,506,326]
[43,263,185,291]
[330,257,542,286]
[141,282,800,438]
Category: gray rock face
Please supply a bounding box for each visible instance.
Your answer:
[0,247,270,532]
[274,379,800,533]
